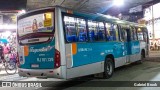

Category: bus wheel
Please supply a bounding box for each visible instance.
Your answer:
[137,51,145,64]
[141,51,145,61]
[104,58,114,79]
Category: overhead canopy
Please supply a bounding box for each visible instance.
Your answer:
[26,0,155,15]
[0,0,158,15]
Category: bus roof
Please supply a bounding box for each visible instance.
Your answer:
[18,5,145,28]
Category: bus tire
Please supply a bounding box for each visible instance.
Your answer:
[141,50,145,61]
[137,50,145,64]
[104,58,114,79]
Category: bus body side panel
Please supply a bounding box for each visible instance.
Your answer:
[66,43,103,79]
[128,41,141,63]
[114,42,127,68]
[140,41,147,55]
[66,42,127,79]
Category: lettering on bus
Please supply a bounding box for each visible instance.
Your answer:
[29,46,54,53]
[132,45,140,50]
[105,50,113,53]
[37,58,54,62]
[38,26,54,32]
[78,48,93,52]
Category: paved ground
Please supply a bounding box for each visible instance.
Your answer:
[149,51,160,57]
[0,51,160,90]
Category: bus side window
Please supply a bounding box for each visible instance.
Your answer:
[77,18,88,42]
[88,21,105,41]
[120,27,127,41]
[142,28,148,43]
[137,27,144,41]
[97,22,105,41]
[105,23,111,41]
[133,27,138,40]
[64,16,88,43]
[130,27,137,41]
[113,24,119,41]
[105,23,119,41]
[119,26,124,41]
[88,20,96,41]
[130,27,136,41]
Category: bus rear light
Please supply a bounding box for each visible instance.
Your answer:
[54,49,61,68]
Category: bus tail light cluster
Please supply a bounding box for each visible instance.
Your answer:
[17,52,20,67]
[54,49,61,68]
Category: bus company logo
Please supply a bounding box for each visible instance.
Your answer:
[30,46,54,53]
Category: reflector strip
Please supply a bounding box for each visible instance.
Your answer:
[24,45,29,56]
[72,43,77,55]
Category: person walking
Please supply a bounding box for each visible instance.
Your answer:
[0,43,4,63]
[3,43,11,61]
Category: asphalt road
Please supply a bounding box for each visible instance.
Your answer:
[1,51,160,90]
[0,61,160,90]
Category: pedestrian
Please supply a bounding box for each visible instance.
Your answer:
[158,40,160,50]
[154,40,158,51]
[0,43,4,63]
[3,43,11,61]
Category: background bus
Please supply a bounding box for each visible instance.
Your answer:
[17,6,149,79]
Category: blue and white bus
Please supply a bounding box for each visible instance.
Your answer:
[17,6,149,79]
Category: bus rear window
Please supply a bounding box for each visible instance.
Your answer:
[17,12,54,38]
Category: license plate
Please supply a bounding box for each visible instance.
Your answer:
[31,64,39,68]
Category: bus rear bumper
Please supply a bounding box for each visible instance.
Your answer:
[18,67,64,79]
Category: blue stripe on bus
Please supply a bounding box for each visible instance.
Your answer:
[71,41,140,68]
